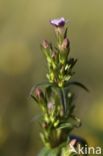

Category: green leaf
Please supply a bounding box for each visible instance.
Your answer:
[68,58,77,69]
[61,145,77,156]
[58,122,73,130]
[64,27,68,38]
[38,146,61,156]
[65,81,89,92]
[38,147,50,156]
[45,86,52,100]
[31,94,38,102]
[59,88,67,113]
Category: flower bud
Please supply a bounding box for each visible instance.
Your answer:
[51,52,57,60]
[48,102,55,115]
[62,38,70,49]
[34,87,44,100]
[42,122,48,129]
[42,40,49,49]
[69,139,77,146]
[47,102,54,112]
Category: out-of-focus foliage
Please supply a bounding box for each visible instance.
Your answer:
[0,0,103,156]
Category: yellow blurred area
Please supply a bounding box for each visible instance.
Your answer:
[0,0,103,155]
[87,99,103,131]
[0,40,33,75]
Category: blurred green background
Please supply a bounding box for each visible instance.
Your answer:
[0,0,103,155]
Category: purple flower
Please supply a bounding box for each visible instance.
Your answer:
[50,17,67,27]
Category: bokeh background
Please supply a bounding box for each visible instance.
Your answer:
[0,0,103,155]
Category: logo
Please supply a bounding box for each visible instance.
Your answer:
[69,143,102,155]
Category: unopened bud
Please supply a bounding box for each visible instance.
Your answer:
[69,139,77,146]
[42,40,49,49]
[51,52,57,60]
[62,38,70,49]
[47,102,54,112]
[34,87,44,100]
[42,122,48,129]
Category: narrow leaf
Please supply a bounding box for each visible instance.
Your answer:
[64,27,68,38]
[31,95,38,102]
[65,81,89,92]
[58,123,73,129]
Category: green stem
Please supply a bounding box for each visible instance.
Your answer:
[60,88,67,113]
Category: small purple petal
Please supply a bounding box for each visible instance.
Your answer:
[50,17,67,27]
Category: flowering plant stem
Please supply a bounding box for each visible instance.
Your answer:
[31,17,88,156]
